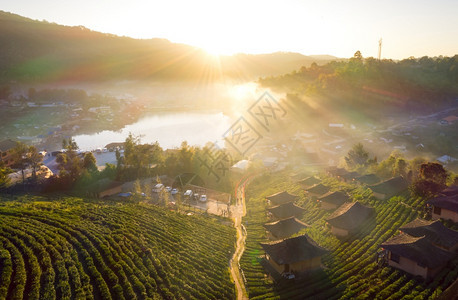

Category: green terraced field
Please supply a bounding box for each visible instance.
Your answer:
[240,172,458,300]
[0,195,235,300]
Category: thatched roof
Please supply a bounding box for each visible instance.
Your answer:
[266,191,299,205]
[261,234,328,265]
[340,171,360,181]
[427,194,458,213]
[305,184,330,196]
[326,167,348,177]
[381,233,455,268]
[264,217,309,239]
[354,174,380,185]
[439,185,458,197]
[326,202,374,231]
[298,176,320,187]
[400,218,458,249]
[369,176,408,196]
[264,217,309,238]
[268,202,305,219]
[318,191,349,206]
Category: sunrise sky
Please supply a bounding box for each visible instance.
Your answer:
[1,0,457,59]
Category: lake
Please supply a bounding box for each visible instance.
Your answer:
[73,111,231,151]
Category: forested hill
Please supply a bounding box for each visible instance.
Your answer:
[0,11,335,83]
[259,52,458,114]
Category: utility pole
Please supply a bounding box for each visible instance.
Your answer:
[378,38,382,60]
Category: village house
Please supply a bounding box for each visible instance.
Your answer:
[400,218,458,252]
[318,191,349,210]
[326,201,375,237]
[264,217,309,240]
[369,176,408,200]
[339,171,360,182]
[305,183,330,198]
[354,174,380,185]
[268,202,305,220]
[326,166,348,178]
[297,176,320,188]
[427,194,458,223]
[0,139,17,168]
[381,233,455,280]
[266,191,299,206]
[261,234,328,275]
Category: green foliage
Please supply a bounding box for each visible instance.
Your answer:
[345,143,370,169]
[259,55,458,113]
[0,196,236,299]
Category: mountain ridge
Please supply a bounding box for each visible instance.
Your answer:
[0,10,338,83]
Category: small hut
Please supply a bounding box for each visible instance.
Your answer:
[268,202,305,220]
[326,202,374,237]
[261,234,328,275]
[369,176,408,200]
[400,218,458,252]
[318,191,349,210]
[305,184,330,198]
[266,191,299,206]
[381,233,455,280]
[427,194,458,223]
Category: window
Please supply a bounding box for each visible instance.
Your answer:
[433,206,441,215]
[390,252,400,263]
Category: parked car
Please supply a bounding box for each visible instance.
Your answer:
[171,188,178,195]
[282,272,295,280]
[152,183,164,193]
[184,190,193,197]
[165,186,172,192]
[199,195,207,202]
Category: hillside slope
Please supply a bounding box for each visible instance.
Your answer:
[0,10,335,83]
[0,195,236,300]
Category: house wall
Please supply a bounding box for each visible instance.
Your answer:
[266,255,322,274]
[331,226,349,237]
[321,201,338,210]
[290,256,322,273]
[432,208,458,223]
[266,254,286,274]
[387,252,428,279]
[99,186,122,198]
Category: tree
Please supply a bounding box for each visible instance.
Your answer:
[57,138,83,182]
[83,152,97,172]
[0,163,11,188]
[411,162,448,197]
[133,179,142,201]
[420,162,448,186]
[11,142,29,186]
[393,158,407,178]
[345,143,369,169]
[27,146,43,182]
[178,141,194,173]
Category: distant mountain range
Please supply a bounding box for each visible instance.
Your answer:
[0,10,339,83]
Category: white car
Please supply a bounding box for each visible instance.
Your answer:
[171,188,178,195]
[199,195,207,202]
[165,186,172,192]
[282,272,295,280]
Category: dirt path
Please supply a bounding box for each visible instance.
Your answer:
[230,174,252,300]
